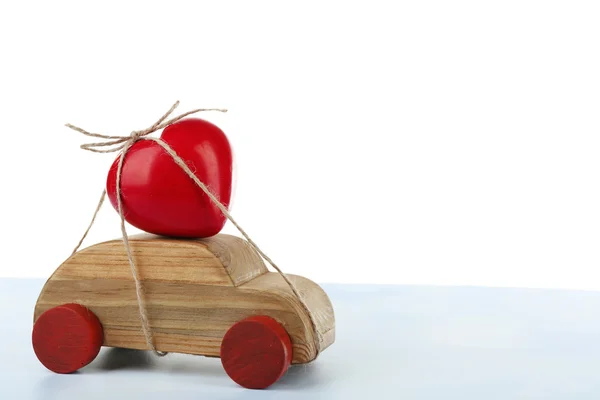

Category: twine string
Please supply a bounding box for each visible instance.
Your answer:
[67,101,322,358]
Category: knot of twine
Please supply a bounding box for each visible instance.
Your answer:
[66,101,322,358]
[67,101,224,154]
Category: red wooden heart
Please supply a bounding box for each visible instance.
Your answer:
[106,118,233,238]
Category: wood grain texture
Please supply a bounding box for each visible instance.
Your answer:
[32,303,103,374]
[34,234,335,364]
[220,315,292,389]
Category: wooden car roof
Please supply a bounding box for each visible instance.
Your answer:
[56,233,268,287]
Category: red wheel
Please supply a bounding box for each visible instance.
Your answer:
[32,303,103,374]
[220,315,292,389]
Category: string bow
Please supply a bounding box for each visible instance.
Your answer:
[66,101,227,154]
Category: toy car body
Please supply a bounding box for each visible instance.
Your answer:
[32,233,335,388]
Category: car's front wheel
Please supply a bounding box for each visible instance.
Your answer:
[32,303,103,374]
[220,315,292,389]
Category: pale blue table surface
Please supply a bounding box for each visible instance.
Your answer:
[1,278,600,399]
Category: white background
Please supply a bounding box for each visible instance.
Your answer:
[1,1,599,290]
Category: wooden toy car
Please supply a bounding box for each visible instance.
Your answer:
[32,233,335,389]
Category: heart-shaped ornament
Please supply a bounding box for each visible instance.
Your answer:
[106,118,234,238]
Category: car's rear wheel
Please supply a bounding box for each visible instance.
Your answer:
[220,315,292,389]
[32,303,103,374]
